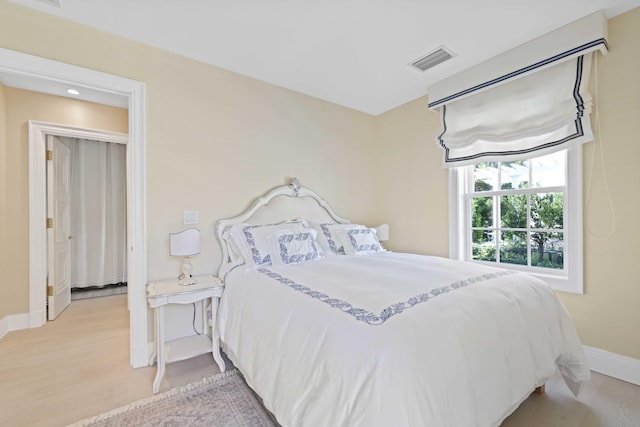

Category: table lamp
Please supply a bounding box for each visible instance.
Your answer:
[169,228,200,285]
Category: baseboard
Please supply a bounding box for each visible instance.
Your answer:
[584,345,640,386]
[0,312,30,340]
[0,316,7,339]
[146,341,157,366]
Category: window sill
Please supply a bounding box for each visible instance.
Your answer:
[531,272,583,295]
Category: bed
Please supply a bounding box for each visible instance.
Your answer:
[215,178,590,427]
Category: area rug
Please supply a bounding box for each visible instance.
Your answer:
[67,369,277,427]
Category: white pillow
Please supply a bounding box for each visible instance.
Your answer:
[341,227,384,255]
[221,229,244,265]
[269,229,322,266]
[313,223,363,255]
[230,219,308,268]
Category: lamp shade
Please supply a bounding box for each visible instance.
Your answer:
[375,224,389,241]
[169,228,201,257]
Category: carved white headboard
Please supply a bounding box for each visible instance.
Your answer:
[215,178,350,278]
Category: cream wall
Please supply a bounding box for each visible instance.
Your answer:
[560,8,640,360]
[0,87,128,317]
[144,59,376,286]
[375,8,640,360]
[0,1,377,319]
[373,97,448,257]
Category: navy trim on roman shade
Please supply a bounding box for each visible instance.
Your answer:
[428,39,607,109]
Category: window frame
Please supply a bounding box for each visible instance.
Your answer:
[448,146,583,294]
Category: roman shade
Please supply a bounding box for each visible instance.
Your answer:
[429,12,608,167]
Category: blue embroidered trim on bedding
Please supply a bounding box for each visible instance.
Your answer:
[257,268,515,325]
[320,224,345,254]
[278,231,321,264]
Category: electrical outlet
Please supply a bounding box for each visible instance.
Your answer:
[183,210,198,225]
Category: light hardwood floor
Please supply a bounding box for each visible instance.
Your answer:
[1,294,638,426]
[0,295,221,427]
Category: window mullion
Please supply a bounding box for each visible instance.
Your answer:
[526,193,531,267]
[495,194,500,263]
[469,185,565,198]
[496,162,501,264]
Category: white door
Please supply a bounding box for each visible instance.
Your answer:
[47,135,72,320]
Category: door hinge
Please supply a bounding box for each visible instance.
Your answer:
[47,286,54,297]
[46,218,53,228]
[46,150,53,161]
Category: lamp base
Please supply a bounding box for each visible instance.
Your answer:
[178,256,197,286]
[178,274,197,286]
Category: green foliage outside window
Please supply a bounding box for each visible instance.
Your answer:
[471,160,564,270]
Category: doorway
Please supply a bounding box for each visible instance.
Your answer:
[2,46,147,368]
[46,132,128,320]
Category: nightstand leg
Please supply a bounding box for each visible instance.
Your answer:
[153,305,166,394]
[210,296,226,372]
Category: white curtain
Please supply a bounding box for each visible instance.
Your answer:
[60,137,127,288]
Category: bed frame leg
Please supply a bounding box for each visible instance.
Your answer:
[534,384,545,395]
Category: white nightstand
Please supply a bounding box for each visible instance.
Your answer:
[147,275,226,393]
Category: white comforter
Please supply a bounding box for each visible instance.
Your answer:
[218,252,590,427]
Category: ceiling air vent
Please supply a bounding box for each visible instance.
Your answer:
[410,47,454,72]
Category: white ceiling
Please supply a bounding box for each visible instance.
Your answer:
[6,0,640,114]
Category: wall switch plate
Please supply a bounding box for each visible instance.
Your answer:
[183,210,198,225]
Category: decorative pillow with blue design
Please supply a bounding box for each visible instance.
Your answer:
[270,229,323,266]
[342,227,385,255]
[311,223,363,255]
[230,219,309,269]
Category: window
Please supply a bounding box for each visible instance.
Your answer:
[449,147,583,294]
